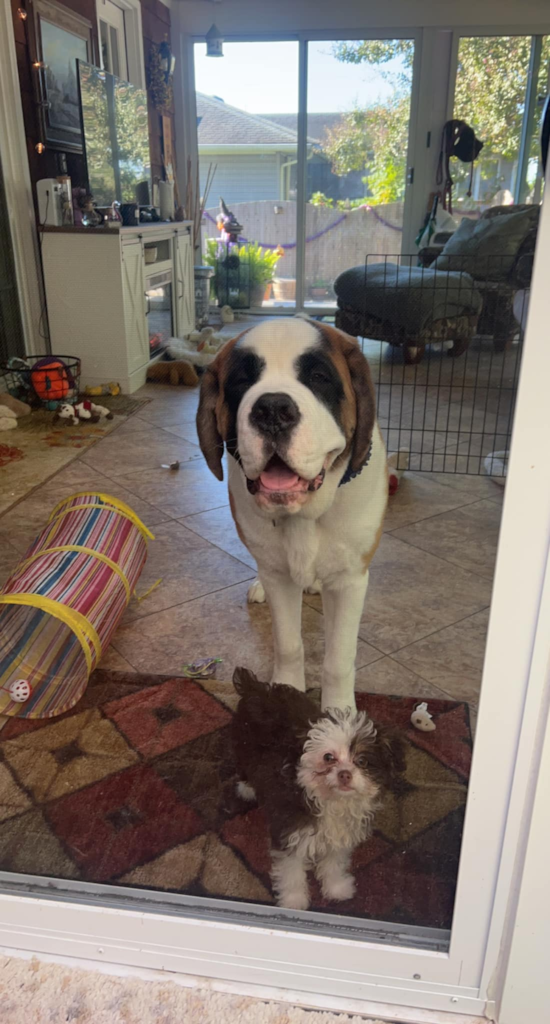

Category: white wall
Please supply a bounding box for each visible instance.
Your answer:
[178,0,550,36]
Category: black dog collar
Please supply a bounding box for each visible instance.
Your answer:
[338,440,373,487]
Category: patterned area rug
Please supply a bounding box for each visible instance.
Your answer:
[0,671,471,929]
[0,396,149,515]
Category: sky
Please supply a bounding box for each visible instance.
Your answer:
[194,40,411,115]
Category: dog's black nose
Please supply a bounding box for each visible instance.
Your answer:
[338,770,352,786]
[249,393,300,436]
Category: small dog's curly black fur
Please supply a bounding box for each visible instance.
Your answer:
[232,667,406,911]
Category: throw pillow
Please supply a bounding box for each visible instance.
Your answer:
[434,206,539,281]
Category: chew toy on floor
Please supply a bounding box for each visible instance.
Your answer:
[146,360,199,387]
[0,492,153,719]
[388,448,410,495]
[411,703,436,732]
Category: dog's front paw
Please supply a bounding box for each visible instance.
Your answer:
[247,578,266,604]
[323,874,356,902]
[321,694,357,714]
[278,889,310,911]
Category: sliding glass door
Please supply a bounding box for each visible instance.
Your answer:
[303,38,417,309]
[451,33,550,211]
[193,40,299,310]
[193,35,418,312]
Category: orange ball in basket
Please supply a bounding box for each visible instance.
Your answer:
[31,359,69,401]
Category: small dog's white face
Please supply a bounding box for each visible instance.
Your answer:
[197,318,376,516]
[297,711,382,803]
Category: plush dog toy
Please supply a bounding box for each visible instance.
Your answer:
[53,401,114,426]
[146,360,199,387]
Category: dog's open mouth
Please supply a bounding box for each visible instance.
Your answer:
[246,454,325,498]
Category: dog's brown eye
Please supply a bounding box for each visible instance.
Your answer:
[323,753,336,763]
[355,755,368,768]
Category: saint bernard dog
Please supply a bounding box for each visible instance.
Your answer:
[196,317,388,711]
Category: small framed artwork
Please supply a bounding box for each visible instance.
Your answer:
[30,0,95,152]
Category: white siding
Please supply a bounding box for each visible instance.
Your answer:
[199,153,281,205]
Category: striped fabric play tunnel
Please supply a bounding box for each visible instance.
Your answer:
[0,492,153,718]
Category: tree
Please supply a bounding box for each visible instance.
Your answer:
[321,41,413,205]
[323,95,410,204]
[326,36,550,206]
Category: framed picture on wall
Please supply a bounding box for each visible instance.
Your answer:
[30,0,95,152]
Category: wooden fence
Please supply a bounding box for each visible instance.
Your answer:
[203,200,404,296]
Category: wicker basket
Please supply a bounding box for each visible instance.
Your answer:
[0,354,81,409]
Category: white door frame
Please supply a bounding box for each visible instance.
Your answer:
[1,20,550,1021]
[0,167,549,1023]
[0,0,47,356]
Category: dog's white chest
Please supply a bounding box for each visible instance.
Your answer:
[277,519,319,589]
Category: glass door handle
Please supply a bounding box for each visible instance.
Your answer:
[407,167,415,185]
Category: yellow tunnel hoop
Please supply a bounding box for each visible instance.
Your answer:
[19,545,132,603]
[49,491,155,541]
[0,595,101,676]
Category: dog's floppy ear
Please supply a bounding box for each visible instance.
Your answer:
[196,333,248,481]
[315,323,376,473]
[233,666,266,698]
[197,364,224,480]
[345,338,376,472]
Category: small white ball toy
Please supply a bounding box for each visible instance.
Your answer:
[8,679,32,703]
[411,702,436,732]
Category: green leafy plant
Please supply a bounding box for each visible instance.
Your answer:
[309,192,369,211]
[310,192,335,207]
[204,238,282,307]
[329,36,550,206]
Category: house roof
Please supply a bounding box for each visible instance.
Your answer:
[196,94,301,147]
[262,112,345,145]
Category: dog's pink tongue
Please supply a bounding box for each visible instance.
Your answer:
[260,462,301,492]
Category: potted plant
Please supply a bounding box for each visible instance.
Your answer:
[204,239,282,309]
[309,279,331,299]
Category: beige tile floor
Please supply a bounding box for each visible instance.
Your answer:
[0,373,506,727]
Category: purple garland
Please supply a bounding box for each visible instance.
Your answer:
[204,203,402,251]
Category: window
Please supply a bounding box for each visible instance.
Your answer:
[99,0,128,80]
[452,34,550,210]
[96,0,145,88]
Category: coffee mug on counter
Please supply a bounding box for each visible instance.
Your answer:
[120,203,138,226]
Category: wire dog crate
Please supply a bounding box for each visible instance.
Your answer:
[334,254,527,479]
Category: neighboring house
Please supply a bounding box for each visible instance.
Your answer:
[197,94,366,206]
[197,94,301,205]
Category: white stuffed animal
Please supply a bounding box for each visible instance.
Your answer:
[0,406,17,431]
[54,401,114,426]
[411,702,436,732]
[166,335,225,367]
